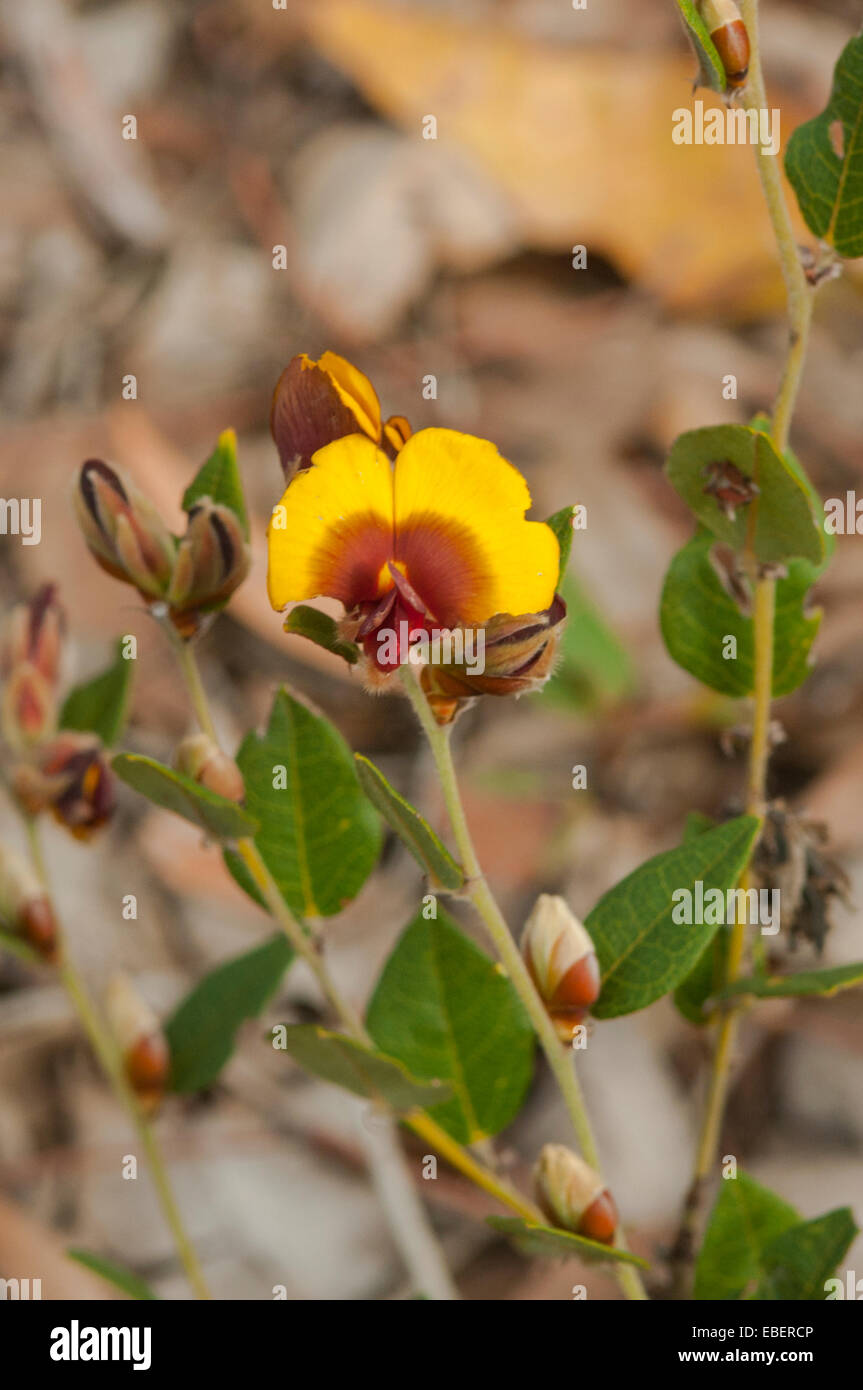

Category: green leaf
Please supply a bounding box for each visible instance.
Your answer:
[112,753,259,840]
[545,506,576,584]
[229,689,382,918]
[674,0,727,93]
[587,815,760,1018]
[666,425,824,566]
[67,1249,159,1301]
[756,1208,858,1300]
[165,933,293,1092]
[366,908,534,1144]
[59,640,134,746]
[354,756,464,890]
[695,1173,799,1300]
[719,961,863,1001]
[673,815,729,1024]
[487,1217,649,1268]
[283,605,358,664]
[660,531,822,698]
[543,573,634,713]
[275,1024,450,1111]
[182,428,249,538]
[785,34,863,258]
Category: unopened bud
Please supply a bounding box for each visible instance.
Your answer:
[174,733,245,801]
[75,459,176,599]
[522,894,601,1041]
[534,1144,618,1245]
[270,351,387,483]
[105,973,170,1111]
[0,843,58,962]
[166,500,250,638]
[1,584,65,748]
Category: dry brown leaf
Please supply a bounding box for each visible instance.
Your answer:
[303,0,814,317]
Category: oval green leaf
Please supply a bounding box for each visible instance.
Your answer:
[229,689,382,918]
[60,639,135,746]
[182,428,248,537]
[695,1172,799,1300]
[366,908,534,1144]
[275,1024,451,1112]
[785,34,863,259]
[487,1216,649,1268]
[587,815,760,1018]
[718,961,863,1001]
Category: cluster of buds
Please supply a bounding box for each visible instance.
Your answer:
[535,1144,618,1245]
[521,894,601,1041]
[0,843,57,961]
[74,447,250,641]
[105,974,170,1113]
[174,733,245,802]
[1,590,115,840]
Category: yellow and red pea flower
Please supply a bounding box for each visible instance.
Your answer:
[267,424,563,694]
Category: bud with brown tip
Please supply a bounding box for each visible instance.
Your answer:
[174,732,245,802]
[166,498,250,639]
[1,584,65,748]
[522,894,601,1041]
[0,843,58,963]
[534,1144,618,1245]
[105,974,170,1112]
[75,459,176,599]
[13,732,115,839]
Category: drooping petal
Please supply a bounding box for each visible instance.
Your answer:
[392,428,559,626]
[267,434,394,610]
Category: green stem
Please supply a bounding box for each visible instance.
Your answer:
[23,816,211,1300]
[399,665,647,1300]
[167,634,544,1288]
[673,0,815,1288]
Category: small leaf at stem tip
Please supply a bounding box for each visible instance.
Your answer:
[112,753,259,841]
[544,506,576,585]
[59,639,135,747]
[486,1216,649,1267]
[354,755,464,889]
[283,604,359,664]
[182,428,249,538]
[274,1024,452,1111]
[674,0,727,93]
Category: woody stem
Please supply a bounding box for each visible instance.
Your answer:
[399,664,648,1300]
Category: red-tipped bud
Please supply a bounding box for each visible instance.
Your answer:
[699,0,750,88]
[534,1144,618,1245]
[166,499,250,639]
[13,732,115,839]
[105,974,170,1112]
[174,733,245,802]
[522,894,601,1041]
[0,843,58,963]
[75,459,176,599]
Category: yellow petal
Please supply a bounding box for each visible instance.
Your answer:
[393,428,559,625]
[267,434,394,610]
[317,351,382,441]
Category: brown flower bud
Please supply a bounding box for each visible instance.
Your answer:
[0,843,57,962]
[522,894,601,1041]
[75,459,176,599]
[166,500,250,639]
[534,1144,618,1245]
[1,585,65,749]
[270,351,410,482]
[419,596,566,725]
[13,732,115,839]
[174,733,245,802]
[105,974,170,1111]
